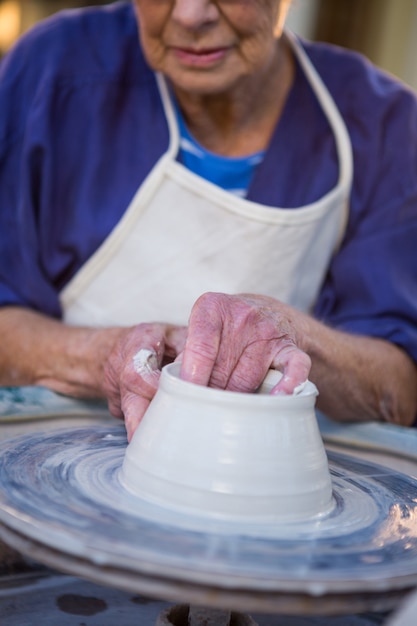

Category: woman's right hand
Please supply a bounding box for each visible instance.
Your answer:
[103,322,187,441]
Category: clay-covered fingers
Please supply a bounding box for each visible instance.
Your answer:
[104,331,162,414]
[270,342,312,395]
[180,292,262,389]
[220,337,312,396]
[179,294,225,386]
[121,392,152,442]
[103,323,188,434]
[180,292,312,395]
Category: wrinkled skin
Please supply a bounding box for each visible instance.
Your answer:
[103,323,187,441]
[103,293,311,440]
[1,296,415,440]
[180,292,311,393]
[133,0,291,97]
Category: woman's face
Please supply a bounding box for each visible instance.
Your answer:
[133,0,290,96]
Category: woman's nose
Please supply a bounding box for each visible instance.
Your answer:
[171,0,219,29]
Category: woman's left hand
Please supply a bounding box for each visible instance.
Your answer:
[179,292,311,395]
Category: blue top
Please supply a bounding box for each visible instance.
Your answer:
[176,107,264,196]
[1,1,417,365]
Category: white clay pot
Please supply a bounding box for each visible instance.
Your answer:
[120,363,333,523]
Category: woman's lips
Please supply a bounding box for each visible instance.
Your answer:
[171,46,229,67]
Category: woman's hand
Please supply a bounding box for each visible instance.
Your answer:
[104,294,311,441]
[178,291,417,428]
[0,307,188,442]
[179,292,311,395]
[103,323,187,440]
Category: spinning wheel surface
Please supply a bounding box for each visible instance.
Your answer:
[0,426,416,614]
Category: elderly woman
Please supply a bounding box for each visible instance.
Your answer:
[0,0,416,439]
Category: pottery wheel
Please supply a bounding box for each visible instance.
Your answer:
[0,425,417,615]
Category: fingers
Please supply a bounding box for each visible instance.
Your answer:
[180,294,223,386]
[164,325,189,361]
[105,350,160,435]
[224,340,312,395]
[103,323,187,440]
[104,293,312,447]
[180,292,312,396]
[271,344,312,395]
[117,342,162,437]
[121,392,152,442]
[223,340,274,393]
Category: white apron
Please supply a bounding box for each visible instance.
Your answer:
[60,35,353,327]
